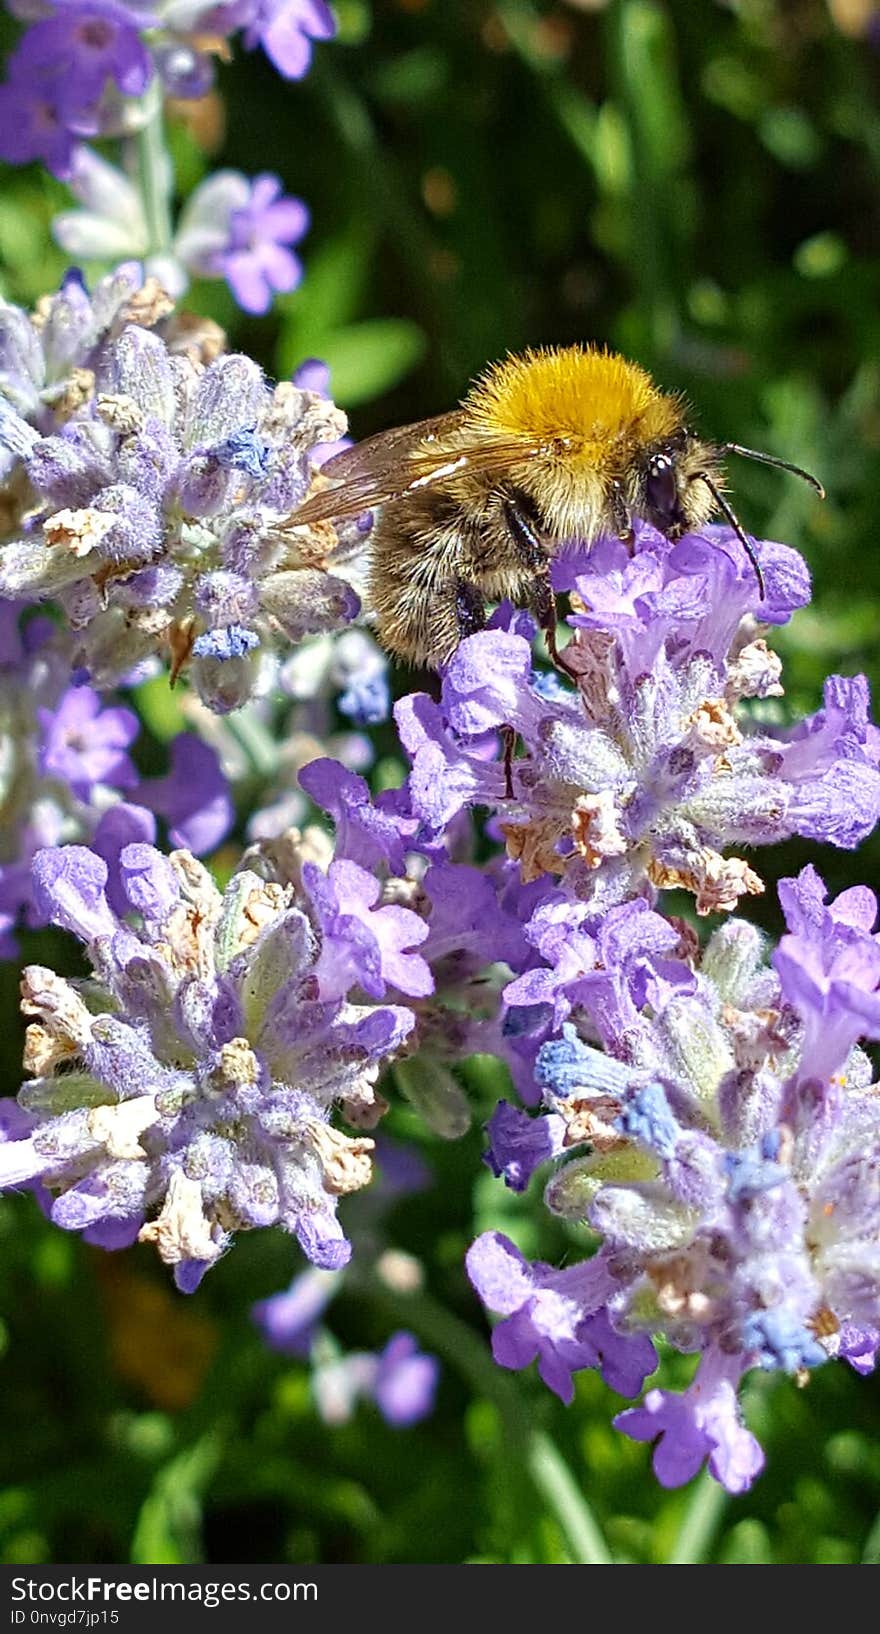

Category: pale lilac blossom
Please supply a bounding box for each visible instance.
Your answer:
[0,832,419,1287]
[469,871,880,1490]
[174,172,309,314]
[0,280,358,708]
[397,527,880,917]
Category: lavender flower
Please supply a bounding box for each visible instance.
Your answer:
[252,1265,341,1356]
[0,263,180,461]
[298,758,552,1130]
[63,165,311,313]
[38,682,138,800]
[11,2,153,117]
[615,1350,764,1493]
[0,278,360,708]
[0,68,83,177]
[397,526,880,916]
[0,831,419,1288]
[0,599,231,954]
[0,0,152,176]
[253,1264,438,1428]
[312,1332,439,1428]
[242,0,335,79]
[175,172,309,314]
[134,733,233,855]
[468,867,880,1491]
[0,0,335,176]
[466,1231,656,1404]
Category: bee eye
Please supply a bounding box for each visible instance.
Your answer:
[646,453,678,520]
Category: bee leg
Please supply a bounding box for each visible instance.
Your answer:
[610,481,633,543]
[500,724,516,799]
[500,494,577,677]
[527,567,581,681]
[454,580,486,640]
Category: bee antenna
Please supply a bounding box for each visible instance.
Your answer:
[699,473,766,601]
[720,442,825,500]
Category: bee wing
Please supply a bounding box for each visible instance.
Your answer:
[319,412,467,481]
[287,411,542,527]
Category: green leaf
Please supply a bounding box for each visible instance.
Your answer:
[130,1432,223,1566]
[275,220,377,378]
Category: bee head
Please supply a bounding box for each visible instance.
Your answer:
[641,432,720,538]
[639,430,823,599]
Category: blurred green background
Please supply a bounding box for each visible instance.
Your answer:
[3,0,880,1566]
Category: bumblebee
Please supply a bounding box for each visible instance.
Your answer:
[288,345,822,669]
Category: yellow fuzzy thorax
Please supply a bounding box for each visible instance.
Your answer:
[463,345,683,468]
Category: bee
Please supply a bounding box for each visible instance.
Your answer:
[287,345,823,670]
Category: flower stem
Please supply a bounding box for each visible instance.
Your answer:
[366,1279,613,1564]
[135,79,174,258]
[666,1468,728,1565]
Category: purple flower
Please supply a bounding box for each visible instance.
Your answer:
[468,865,880,1490]
[0,606,190,955]
[615,1349,764,1493]
[303,858,433,1002]
[174,171,309,315]
[554,524,809,677]
[1,834,417,1286]
[292,359,331,396]
[91,803,156,917]
[221,176,308,314]
[0,263,160,441]
[837,1323,880,1375]
[299,759,413,876]
[395,525,878,918]
[135,733,233,855]
[466,1231,652,1404]
[0,74,82,177]
[504,894,692,1041]
[252,1266,340,1356]
[243,0,335,78]
[0,281,357,707]
[10,2,153,121]
[0,0,337,191]
[484,1100,566,1192]
[372,1333,440,1427]
[774,863,880,1079]
[38,685,138,800]
[312,1331,439,1428]
[31,844,117,940]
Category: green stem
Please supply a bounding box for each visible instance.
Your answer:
[135,80,174,258]
[367,1280,613,1564]
[666,1468,728,1565]
[526,1430,614,1566]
